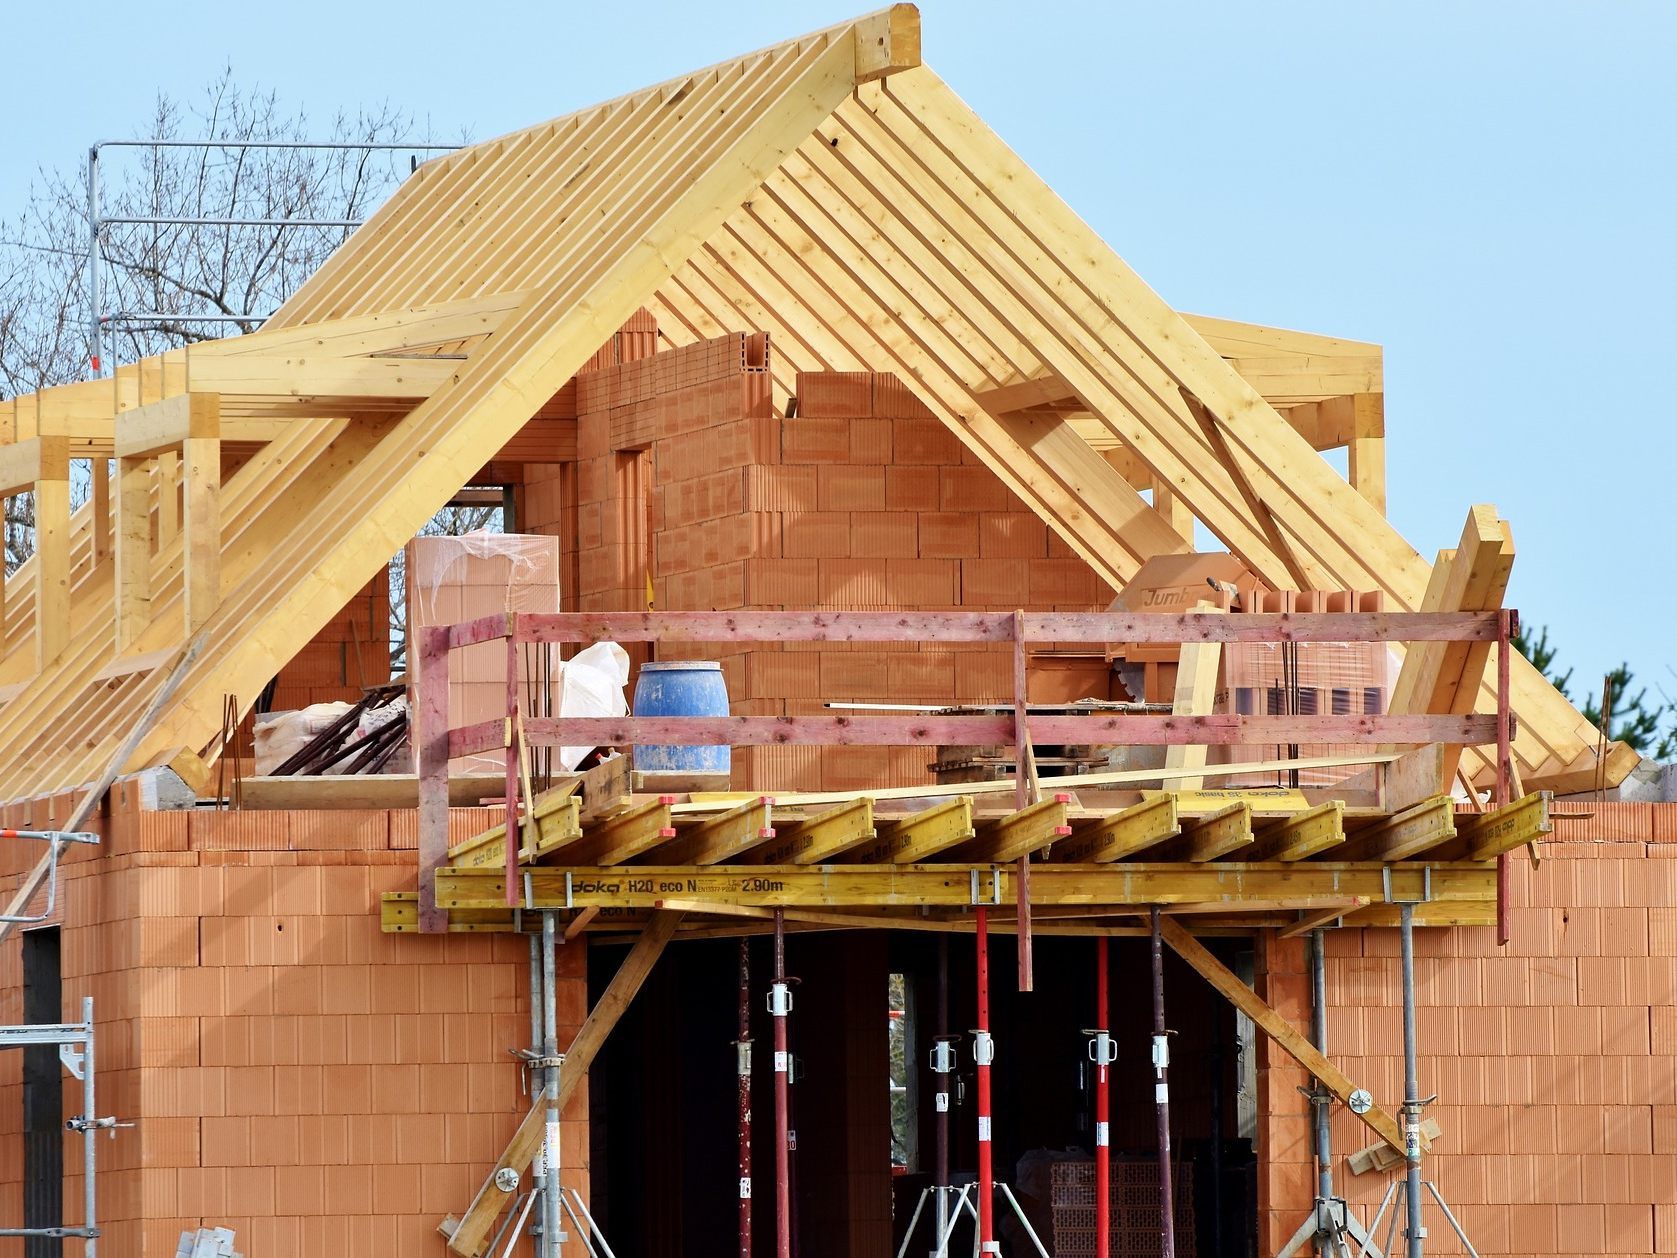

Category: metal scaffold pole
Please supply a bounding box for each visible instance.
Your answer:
[1149,908,1176,1258]
[771,910,793,1258]
[1090,937,1113,1258]
[738,937,753,1258]
[1399,904,1425,1258]
[541,912,564,1258]
[974,906,996,1256]
[933,937,952,1256]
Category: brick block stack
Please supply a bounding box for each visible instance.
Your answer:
[1257,801,1677,1256]
[0,795,583,1254]
[520,323,1114,792]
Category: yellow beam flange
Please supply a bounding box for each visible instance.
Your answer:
[851,798,975,863]
[1053,794,1181,862]
[1248,800,1346,862]
[747,797,876,864]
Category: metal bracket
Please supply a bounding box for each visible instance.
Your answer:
[1084,1029,1116,1066]
[58,1044,85,1081]
[967,868,1003,906]
[1381,863,1434,906]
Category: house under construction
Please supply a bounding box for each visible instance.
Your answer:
[0,7,1669,1256]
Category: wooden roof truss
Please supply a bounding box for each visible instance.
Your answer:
[0,5,1633,803]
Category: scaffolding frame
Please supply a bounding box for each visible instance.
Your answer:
[84,137,459,374]
[0,995,104,1252]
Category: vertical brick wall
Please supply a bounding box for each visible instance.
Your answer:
[520,322,1115,792]
[1258,803,1677,1255]
[0,801,586,1253]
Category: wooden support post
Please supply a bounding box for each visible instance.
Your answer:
[114,454,153,650]
[33,436,71,669]
[1163,601,1222,791]
[181,394,221,632]
[1012,609,1034,992]
[156,449,180,544]
[1153,474,1195,539]
[443,910,682,1257]
[1346,393,1386,514]
[1157,917,1407,1156]
[91,456,112,566]
[417,626,452,933]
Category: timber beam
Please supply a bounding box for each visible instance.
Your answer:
[1431,791,1552,862]
[1157,916,1407,1156]
[432,861,1496,913]
[1148,802,1254,862]
[1338,794,1457,862]
[1248,800,1346,862]
[656,796,776,865]
[852,797,975,863]
[1051,794,1180,862]
[954,795,1073,863]
[562,798,677,866]
[747,797,876,864]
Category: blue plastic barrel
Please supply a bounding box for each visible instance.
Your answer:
[632,661,731,774]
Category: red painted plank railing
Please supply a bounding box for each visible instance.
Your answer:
[413,608,1518,938]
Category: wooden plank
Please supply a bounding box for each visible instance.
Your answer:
[513,609,1500,645]
[443,911,682,1257]
[850,798,974,862]
[745,797,876,864]
[1157,916,1405,1156]
[526,712,1500,748]
[1338,795,1457,862]
[1050,794,1180,862]
[1247,801,1346,862]
[741,752,1402,807]
[1163,601,1221,789]
[1278,898,1371,938]
[238,773,508,810]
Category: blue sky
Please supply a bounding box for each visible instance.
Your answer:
[7,1,1674,706]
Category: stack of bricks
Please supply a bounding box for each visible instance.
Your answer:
[265,574,390,711]
[517,321,1114,793]
[1257,801,1677,1255]
[0,790,585,1254]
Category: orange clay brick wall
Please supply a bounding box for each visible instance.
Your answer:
[1257,802,1677,1256]
[521,330,1115,793]
[0,788,585,1254]
[266,573,391,711]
